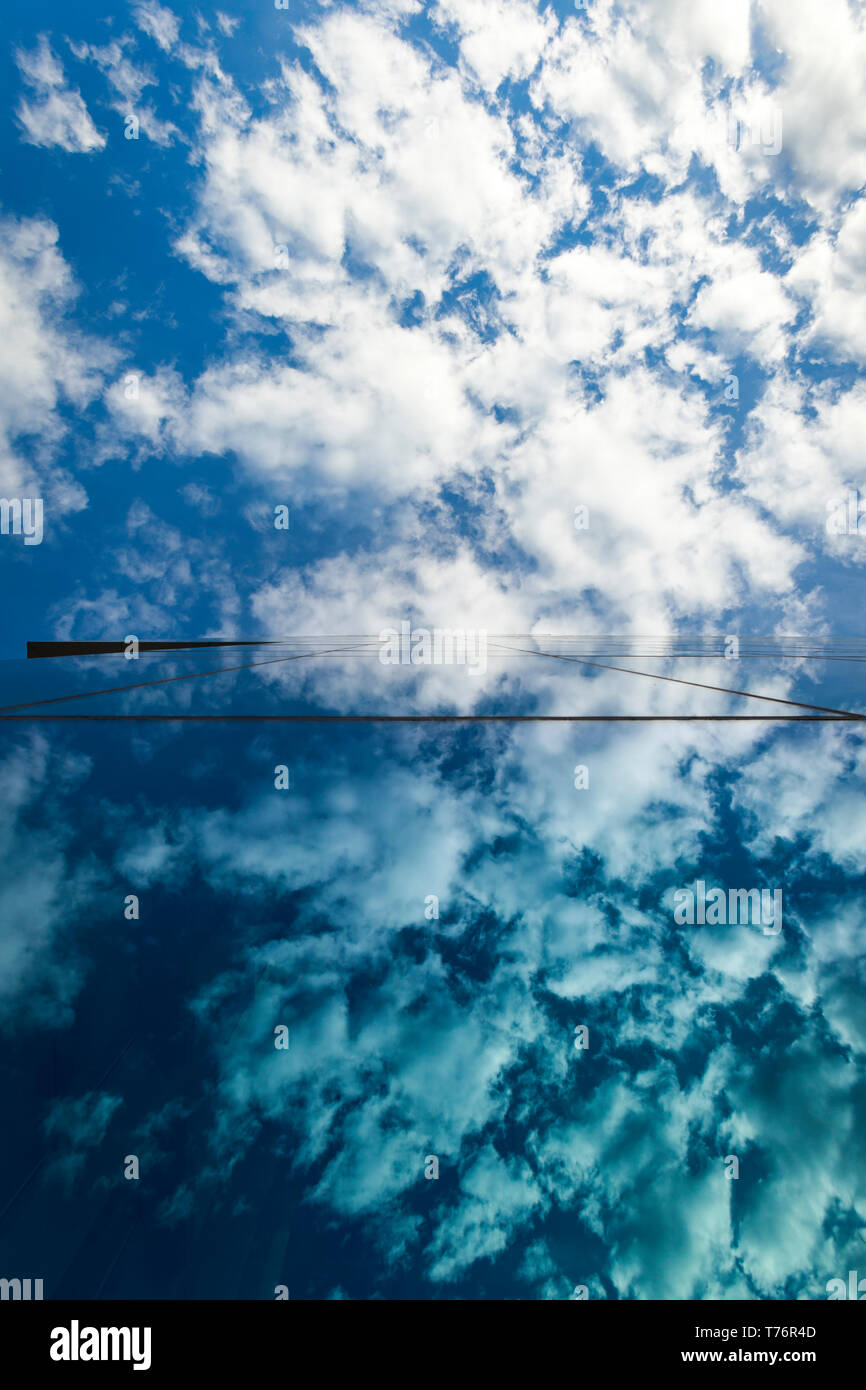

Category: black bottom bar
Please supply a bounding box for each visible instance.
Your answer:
[0,1298,858,1375]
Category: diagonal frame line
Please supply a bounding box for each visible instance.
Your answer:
[4,638,865,722]
[0,642,379,715]
[489,642,866,719]
[0,714,862,722]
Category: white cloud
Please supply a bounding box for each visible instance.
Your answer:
[133,1,181,53]
[43,1090,123,1148]
[215,12,241,38]
[788,198,866,362]
[755,0,866,210]
[69,38,181,146]
[735,373,866,553]
[435,0,556,93]
[147,714,866,1294]
[88,5,818,647]
[0,215,114,512]
[0,737,96,1029]
[16,36,105,153]
[5,0,866,1305]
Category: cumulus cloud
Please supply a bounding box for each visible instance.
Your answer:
[4,0,866,1302]
[118,716,864,1296]
[71,0,859,652]
[0,215,114,516]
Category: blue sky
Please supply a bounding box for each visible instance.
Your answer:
[1,0,866,1300]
